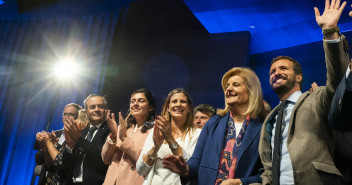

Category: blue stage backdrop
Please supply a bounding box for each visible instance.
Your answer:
[0,11,120,185]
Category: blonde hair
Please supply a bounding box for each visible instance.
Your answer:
[218,67,264,120]
[77,109,89,128]
[161,88,194,140]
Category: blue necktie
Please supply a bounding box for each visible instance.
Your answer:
[86,126,97,142]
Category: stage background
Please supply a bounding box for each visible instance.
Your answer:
[0,0,351,184]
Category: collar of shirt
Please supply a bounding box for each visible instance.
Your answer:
[285,91,302,104]
[346,64,351,78]
[89,121,103,130]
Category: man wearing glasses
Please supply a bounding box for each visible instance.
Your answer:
[35,103,82,185]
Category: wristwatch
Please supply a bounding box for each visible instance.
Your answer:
[147,153,157,161]
[170,141,178,150]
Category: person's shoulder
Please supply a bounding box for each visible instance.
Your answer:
[205,113,227,126]
[192,128,202,135]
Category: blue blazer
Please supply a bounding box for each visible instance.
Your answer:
[185,112,263,185]
[328,72,352,131]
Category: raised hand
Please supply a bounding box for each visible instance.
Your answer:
[64,128,75,148]
[36,131,50,151]
[153,123,164,149]
[63,117,82,143]
[309,82,319,93]
[106,109,118,139]
[118,112,127,142]
[314,0,347,29]
[162,155,189,177]
[155,115,173,143]
[49,130,59,146]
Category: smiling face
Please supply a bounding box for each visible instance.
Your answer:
[130,93,152,121]
[86,96,107,125]
[225,75,249,107]
[167,93,190,120]
[269,59,301,96]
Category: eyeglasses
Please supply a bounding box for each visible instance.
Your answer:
[62,113,76,117]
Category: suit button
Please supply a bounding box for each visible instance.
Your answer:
[131,166,135,171]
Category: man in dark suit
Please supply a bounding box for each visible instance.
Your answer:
[328,59,352,131]
[35,103,82,185]
[256,0,350,184]
[328,18,352,184]
[64,94,110,185]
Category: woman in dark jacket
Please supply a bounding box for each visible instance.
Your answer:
[163,67,265,185]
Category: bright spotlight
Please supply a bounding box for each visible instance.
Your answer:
[53,58,79,79]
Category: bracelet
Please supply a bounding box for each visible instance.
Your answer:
[109,134,117,142]
[322,26,339,35]
[147,153,157,161]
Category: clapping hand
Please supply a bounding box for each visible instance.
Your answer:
[153,122,164,149]
[155,115,173,143]
[36,131,50,151]
[106,109,118,139]
[49,130,59,146]
[63,117,82,143]
[162,155,189,177]
[118,112,127,142]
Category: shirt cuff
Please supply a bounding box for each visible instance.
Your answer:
[66,145,73,154]
[107,136,116,144]
[324,36,341,43]
[346,64,351,79]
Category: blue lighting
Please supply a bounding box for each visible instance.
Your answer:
[184,0,352,54]
[0,1,4,6]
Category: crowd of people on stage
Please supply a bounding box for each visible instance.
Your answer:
[34,1,352,185]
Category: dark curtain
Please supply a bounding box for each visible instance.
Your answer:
[0,10,120,185]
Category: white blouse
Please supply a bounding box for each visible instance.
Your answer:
[136,128,202,185]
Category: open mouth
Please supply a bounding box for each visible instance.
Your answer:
[172,109,184,113]
[226,93,237,98]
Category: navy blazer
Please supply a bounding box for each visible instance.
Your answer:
[328,71,352,131]
[186,112,263,185]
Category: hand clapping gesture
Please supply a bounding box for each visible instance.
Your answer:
[106,109,118,139]
[49,130,59,146]
[63,117,82,144]
[118,112,127,142]
[155,115,174,143]
[153,123,164,149]
[162,155,189,177]
[36,131,50,151]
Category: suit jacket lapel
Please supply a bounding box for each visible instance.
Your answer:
[81,126,89,138]
[207,113,228,169]
[287,92,309,143]
[237,119,262,165]
[90,121,107,143]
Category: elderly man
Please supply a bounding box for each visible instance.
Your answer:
[64,94,110,185]
[35,103,81,185]
[257,0,350,184]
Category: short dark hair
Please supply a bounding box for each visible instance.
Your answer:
[271,56,303,90]
[194,104,216,118]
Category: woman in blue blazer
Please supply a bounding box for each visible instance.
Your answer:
[163,67,264,185]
